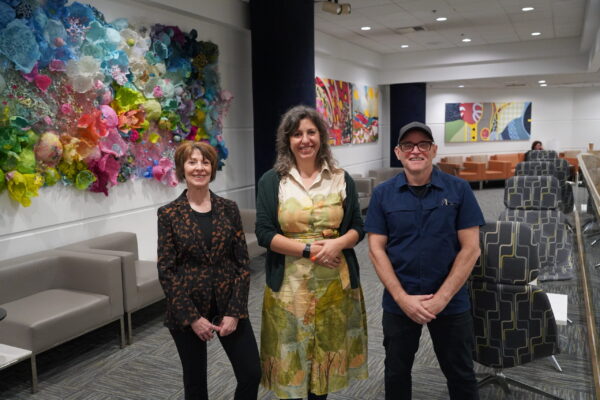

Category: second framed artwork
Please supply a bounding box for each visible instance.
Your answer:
[315,76,379,146]
[444,102,532,143]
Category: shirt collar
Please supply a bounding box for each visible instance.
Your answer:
[395,167,443,190]
[289,161,331,184]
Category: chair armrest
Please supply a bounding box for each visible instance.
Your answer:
[462,161,485,173]
[52,250,124,318]
[62,248,137,312]
[488,160,511,174]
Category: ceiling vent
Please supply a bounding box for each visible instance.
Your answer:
[396,26,427,34]
[505,83,526,87]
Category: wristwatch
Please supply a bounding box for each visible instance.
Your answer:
[302,243,311,258]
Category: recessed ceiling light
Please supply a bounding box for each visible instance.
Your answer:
[458,85,465,88]
[531,32,541,36]
[522,6,535,11]
[401,44,409,48]
[436,17,447,21]
[462,38,472,42]
[361,26,371,31]
[538,80,546,84]
[540,83,548,87]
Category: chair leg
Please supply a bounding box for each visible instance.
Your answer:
[503,376,562,399]
[119,316,126,348]
[477,372,511,394]
[30,354,37,393]
[550,355,562,372]
[127,312,133,345]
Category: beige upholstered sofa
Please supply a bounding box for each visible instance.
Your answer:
[60,232,163,344]
[240,208,265,259]
[0,250,124,392]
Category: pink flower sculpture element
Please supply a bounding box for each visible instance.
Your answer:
[89,153,121,196]
[49,59,66,72]
[60,103,74,115]
[21,63,52,92]
[129,129,140,142]
[152,157,174,183]
[152,85,163,98]
[99,129,128,157]
[100,105,118,128]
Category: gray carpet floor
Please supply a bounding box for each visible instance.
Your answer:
[0,185,596,399]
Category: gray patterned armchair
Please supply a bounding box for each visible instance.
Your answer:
[500,175,574,281]
[469,221,560,399]
[526,149,558,161]
[515,160,574,213]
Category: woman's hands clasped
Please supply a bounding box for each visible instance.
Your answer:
[310,238,344,269]
[191,316,239,341]
[191,317,220,341]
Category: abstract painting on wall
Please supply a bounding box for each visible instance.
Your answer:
[351,84,379,144]
[444,102,532,143]
[315,76,353,146]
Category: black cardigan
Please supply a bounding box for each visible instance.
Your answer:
[255,168,365,291]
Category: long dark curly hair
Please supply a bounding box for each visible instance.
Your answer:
[273,105,340,176]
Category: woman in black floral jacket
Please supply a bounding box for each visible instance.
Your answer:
[157,141,260,400]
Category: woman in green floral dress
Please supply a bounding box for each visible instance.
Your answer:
[255,106,368,400]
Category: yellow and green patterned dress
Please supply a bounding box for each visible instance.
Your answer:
[260,166,368,399]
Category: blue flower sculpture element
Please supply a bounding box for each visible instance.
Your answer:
[0,1,16,28]
[0,19,41,72]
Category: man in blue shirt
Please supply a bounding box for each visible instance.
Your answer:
[365,121,484,400]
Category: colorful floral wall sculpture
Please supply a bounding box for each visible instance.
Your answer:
[0,0,232,206]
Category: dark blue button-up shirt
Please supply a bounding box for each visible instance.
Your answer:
[365,168,485,316]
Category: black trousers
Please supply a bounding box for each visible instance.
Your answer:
[170,318,261,400]
[382,310,479,400]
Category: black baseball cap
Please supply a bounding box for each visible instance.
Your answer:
[397,121,434,144]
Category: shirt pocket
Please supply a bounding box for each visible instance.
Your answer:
[426,200,459,235]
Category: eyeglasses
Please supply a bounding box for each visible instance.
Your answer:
[397,141,433,153]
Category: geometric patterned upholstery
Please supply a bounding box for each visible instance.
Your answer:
[504,176,560,210]
[499,209,574,281]
[526,150,558,161]
[515,161,557,177]
[470,221,559,370]
[515,160,574,213]
[551,158,574,213]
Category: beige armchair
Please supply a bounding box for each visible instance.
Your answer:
[60,232,163,344]
[0,250,125,392]
[350,174,374,212]
[368,167,404,187]
[239,208,265,259]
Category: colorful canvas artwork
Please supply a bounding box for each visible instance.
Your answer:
[444,102,532,143]
[315,76,352,145]
[0,0,231,207]
[351,84,379,144]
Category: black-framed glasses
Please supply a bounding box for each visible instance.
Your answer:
[397,141,433,153]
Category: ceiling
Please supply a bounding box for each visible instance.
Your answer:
[315,0,585,54]
[314,0,600,87]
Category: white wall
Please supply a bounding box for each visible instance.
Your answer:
[426,86,600,162]
[315,31,388,176]
[0,0,252,261]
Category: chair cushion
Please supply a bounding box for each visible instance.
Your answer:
[134,260,164,309]
[0,289,110,352]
